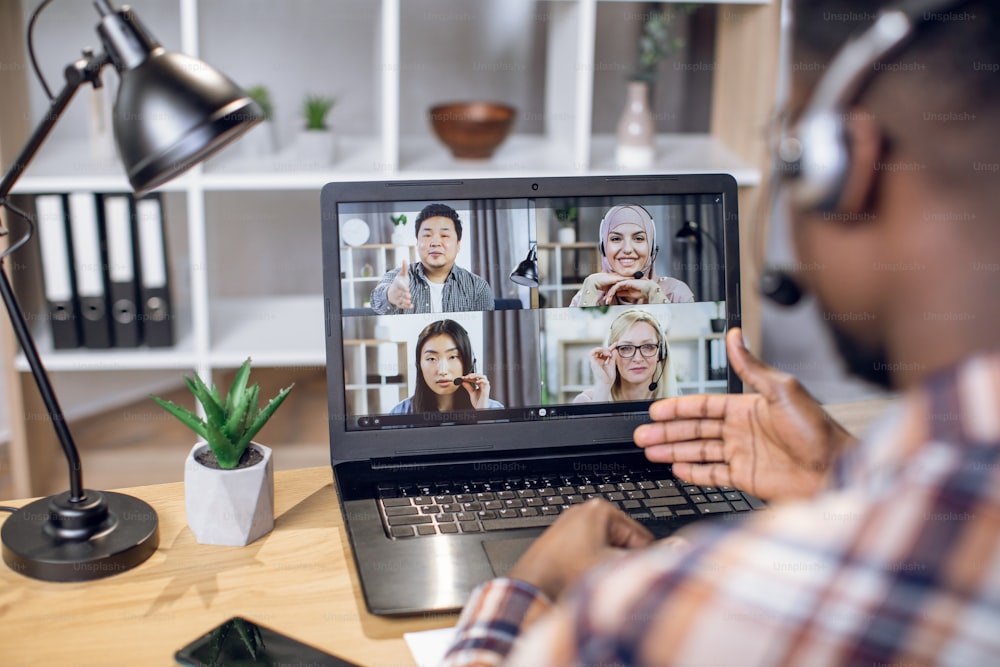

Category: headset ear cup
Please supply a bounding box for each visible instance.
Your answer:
[787,110,852,214]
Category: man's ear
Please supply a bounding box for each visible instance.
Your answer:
[835,107,884,216]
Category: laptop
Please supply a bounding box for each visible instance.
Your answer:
[321,174,757,616]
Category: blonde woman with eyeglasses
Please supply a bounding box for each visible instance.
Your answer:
[573,308,677,403]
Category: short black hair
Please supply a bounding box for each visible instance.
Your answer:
[415,203,462,240]
[792,0,1000,187]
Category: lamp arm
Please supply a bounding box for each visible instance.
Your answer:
[0,52,109,502]
[0,53,107,202]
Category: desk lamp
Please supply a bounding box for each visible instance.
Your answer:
[0,0,262,581]
[675,219,724,301]
[674,220,722,262]
[509,245,539,287]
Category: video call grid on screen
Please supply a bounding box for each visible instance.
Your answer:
[327,189,739,433]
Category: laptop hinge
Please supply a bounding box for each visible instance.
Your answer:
[369,445,635,471]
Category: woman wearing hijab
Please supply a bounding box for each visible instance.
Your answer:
[570,204,694,307]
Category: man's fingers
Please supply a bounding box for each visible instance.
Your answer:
[641,440,726,464]
[726,327,791,403]
[602,502,655,549]
[647,394,731,422]
[633,419,724,448]
[400,259,409,277]
[671,462,737,490]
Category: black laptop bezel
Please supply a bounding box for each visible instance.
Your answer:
[321,174,742,465]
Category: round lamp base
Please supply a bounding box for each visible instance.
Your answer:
[2,490,159,582]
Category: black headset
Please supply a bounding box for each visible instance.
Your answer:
[764,0,973,305]
[648,338,668,392]
[776,0,971,212]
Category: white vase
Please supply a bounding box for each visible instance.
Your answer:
[557,226,576,244]
[615,80,655,169]
[295,129,337,167]
[184,442,274,546]
[391,226,414,246]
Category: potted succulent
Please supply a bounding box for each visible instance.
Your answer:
[390,213,413,246]
[239,84,277,157]
[710,300,726,332]
[296,93,337,165]
[151,358,294,546]
[554,205,578,244]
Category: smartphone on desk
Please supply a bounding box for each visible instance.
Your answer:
[175,616,361,667]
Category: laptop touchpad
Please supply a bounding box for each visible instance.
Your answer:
[482,537,535,577]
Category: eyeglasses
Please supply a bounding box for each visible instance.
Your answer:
[612,343,660,359]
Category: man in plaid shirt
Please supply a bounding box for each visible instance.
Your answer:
[443,0,1000,664]
[369,203,495,314]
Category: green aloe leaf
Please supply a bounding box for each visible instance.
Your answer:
[241,384,261,434]
[223,381,256,441]
[150,396,208,439]
[187,374,226,427]
[206,417,241,468]
[235,384,294,452]
[226,358,252,420]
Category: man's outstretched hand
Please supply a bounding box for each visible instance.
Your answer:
[387,260,413,310]
[633,327,857,502]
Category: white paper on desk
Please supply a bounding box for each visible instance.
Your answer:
[404,626,457,667]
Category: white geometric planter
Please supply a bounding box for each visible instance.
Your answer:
[184,442,274,547]
[294,129,337,167]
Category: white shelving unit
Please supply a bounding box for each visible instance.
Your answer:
[340,244,417,310]
[536,242,601,308]
[342,339,408,416]
[1,0,779,496]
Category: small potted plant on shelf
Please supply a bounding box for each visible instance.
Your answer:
[710,300,726,332]
[390,213,412,246]
[554,205,578,244]
[296,93,337,165]
[151,358,294,546]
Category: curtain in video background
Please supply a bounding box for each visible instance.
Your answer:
[670,195,725,302]
[484,310,541,408]
[469,200,514,300]
[470,200,541,407]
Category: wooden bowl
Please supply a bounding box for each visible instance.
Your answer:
[428,101,517,159]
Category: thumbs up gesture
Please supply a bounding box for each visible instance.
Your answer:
[388,260,414,310]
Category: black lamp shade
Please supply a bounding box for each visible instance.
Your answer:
[674,220,699,243]
[510,246,539,287]
[114,49,262,193]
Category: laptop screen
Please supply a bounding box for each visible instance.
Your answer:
[321,176,741,461]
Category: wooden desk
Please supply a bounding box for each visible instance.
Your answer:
[0,467,456,667]
[0,397,897,666]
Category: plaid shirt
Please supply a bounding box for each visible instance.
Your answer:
[443,351,1000,666]
[369,262,494,314]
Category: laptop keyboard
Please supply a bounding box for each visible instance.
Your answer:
[377,468,766,539]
